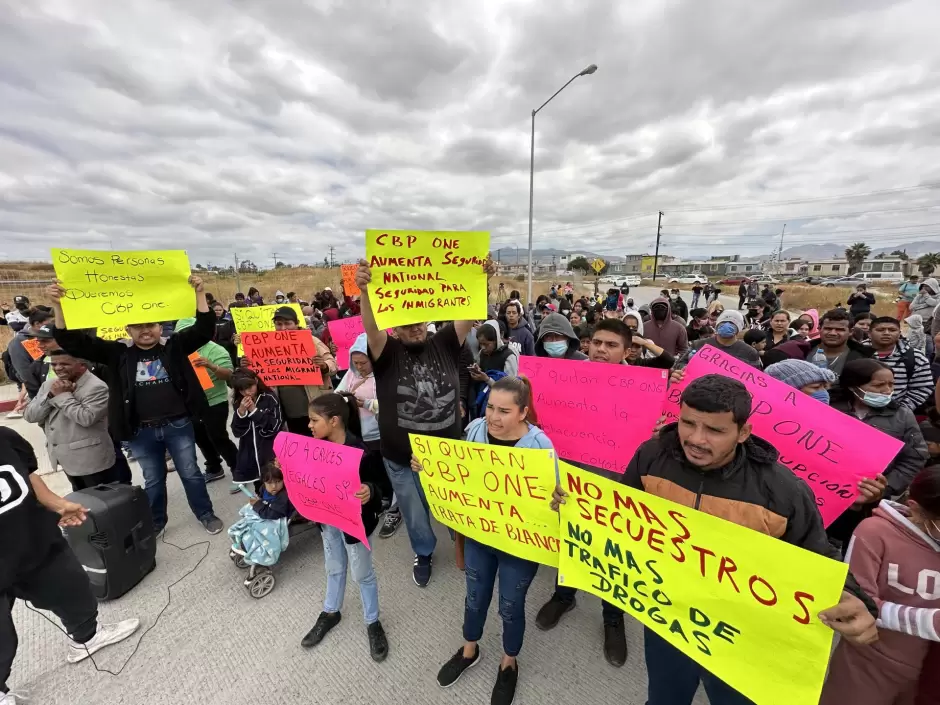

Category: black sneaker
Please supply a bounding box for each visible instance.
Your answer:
[535,595,575,630]
[603,620,627,667]
[201,515,224,535]
[413,554,432,587]
[379,509,402,539]
[367,620,389,662]
[491,663,518,705]
[204,468,225,483]
[301,611,341,648]
[437,645,481,687]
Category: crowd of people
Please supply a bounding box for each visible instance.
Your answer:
[1,263,940,705]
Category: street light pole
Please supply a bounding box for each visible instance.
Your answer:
[526,63,597,305]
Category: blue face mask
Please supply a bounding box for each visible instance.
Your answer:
[544,341,569,358]
[857,390,892,408]
[809,389,830,405]
[716,322,738,338]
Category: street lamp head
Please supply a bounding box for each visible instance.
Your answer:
[580,64,598,76]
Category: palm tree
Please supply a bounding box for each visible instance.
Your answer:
[845,243,871,275]
[917,252,940,278]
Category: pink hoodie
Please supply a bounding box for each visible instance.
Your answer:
[820,501,940,704]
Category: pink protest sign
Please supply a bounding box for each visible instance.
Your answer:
[327,316,365,370]
[664,345,904,526]
[518,356,669,474]
[274,431,370,548]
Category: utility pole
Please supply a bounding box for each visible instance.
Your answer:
[234,253,242,293]
[328,246,335,268]
[776,223,787,275]
[652,211,664,281]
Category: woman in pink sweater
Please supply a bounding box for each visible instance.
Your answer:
[820,466,940,705]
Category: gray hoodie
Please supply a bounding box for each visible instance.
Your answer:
[535,312,587,360]
[911,277,939,320]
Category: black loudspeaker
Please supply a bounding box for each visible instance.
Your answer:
[64,484,156,600]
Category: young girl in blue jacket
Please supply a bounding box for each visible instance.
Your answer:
[412,376,554,705]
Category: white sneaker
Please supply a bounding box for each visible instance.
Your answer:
[5,411,23,419]
[67,618,140,664]
[0,690,29,703]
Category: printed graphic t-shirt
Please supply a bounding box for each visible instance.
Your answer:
[372,325,462,465]
[0,427,64,590]
[134,349,187,423]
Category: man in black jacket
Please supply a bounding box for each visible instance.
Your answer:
[47,276,222,535]
[554,375,879,705]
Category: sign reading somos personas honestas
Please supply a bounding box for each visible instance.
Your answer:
[52,248,194,328]
[410,433,560,567]
[558,462,847,705]
[365,229,489,328]
[664,344,904,526]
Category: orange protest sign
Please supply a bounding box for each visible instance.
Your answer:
[242,329,324,386]
[341,264,360,297]
[188,352,214,391]
[22,338,42,360]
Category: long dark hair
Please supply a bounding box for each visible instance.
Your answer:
[910,466,940,517]
[230,368,271,410]
[840,359,891,390]
[308,392,362,439]
[489,376,538,425]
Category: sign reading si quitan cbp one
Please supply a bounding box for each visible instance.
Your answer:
[365,229,489,329]
[558,462,847,705]
[52,249,194,329]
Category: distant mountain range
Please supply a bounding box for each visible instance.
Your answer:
[778,240,940,260]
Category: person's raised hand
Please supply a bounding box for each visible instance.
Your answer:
[410,454,423,474]
[354,483,371,504]
[355,259,372,290]
[819,592,878,645]
[651,413,666,438]
[550,484,568,512]
[483,254,497,278]
[49,379,74,397]
[669,367,686,387]
[191,356,210,368]
[188,275,204,293]
[47,280,66,305]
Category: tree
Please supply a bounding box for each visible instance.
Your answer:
[323,257,329,267]
[844,243,871,275]
[568,256,591,274]
[917,252,940,277]
[890,249,910,261]
[275,261,287,269]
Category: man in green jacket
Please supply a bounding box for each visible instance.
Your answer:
[175,317,236,483]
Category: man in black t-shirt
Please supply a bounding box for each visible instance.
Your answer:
[0,429,139,700]
[355,257,492,588]
[49,276,222,535]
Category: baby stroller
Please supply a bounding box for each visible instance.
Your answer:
[228,485,318,598]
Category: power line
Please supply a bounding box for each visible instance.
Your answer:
[662,221,940,238]
[657,204,939,227]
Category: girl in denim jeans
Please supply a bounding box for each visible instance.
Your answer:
[415,376,554,705]
[299,393,389,663]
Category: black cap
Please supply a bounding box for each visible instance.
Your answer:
[13,295,28,305]
[26,323,55,339]
[272,306,298,323]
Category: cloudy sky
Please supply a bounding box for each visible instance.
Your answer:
[2,0,940,267]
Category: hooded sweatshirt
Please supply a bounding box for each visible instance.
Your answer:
[623,311,644,336]
[175,317,233,407]
[478,320,519,375]
[465,417,556,454]
[535,312,587,360]
[643,297,689,358]
[911,278,940,320]
[819,500,940,705]
[335,333,379,442]
[906,314,927,354]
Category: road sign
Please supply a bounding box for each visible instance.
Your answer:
[591,258,605,273]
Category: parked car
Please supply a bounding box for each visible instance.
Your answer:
[823,276,868,287]
[668,274,708,284]
[749,275,779,285]
[790,276,826,285]
[718,275,751,286]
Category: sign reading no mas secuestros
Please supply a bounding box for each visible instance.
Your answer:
[52,248,195,328]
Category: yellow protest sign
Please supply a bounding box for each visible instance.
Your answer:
[410,433,560,567]
[557,462,846,705]
[365,229,489,328]
[96,325,130,341]
[51,249,194,329]
[231,304,305,355]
